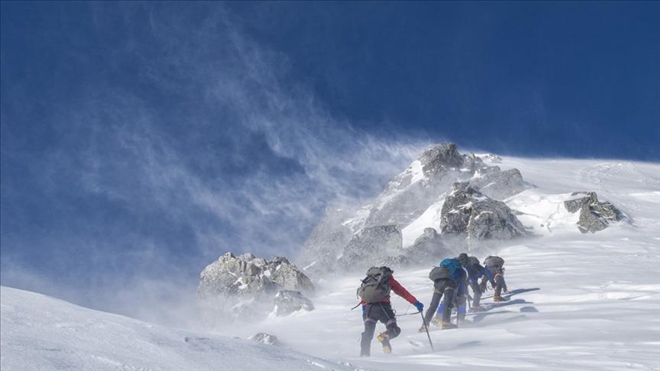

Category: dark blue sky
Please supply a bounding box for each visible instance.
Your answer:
[230,1,659,159]
[1,2,658,318]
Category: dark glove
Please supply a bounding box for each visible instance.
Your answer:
[414,301,424,313]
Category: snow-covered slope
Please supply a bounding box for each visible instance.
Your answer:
[225,157,660,371]
[0,287,361,371]
[2,156,659,371]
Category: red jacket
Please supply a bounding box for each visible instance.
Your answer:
[360,276,418,306]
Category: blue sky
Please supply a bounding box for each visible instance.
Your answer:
[1,2,658,317]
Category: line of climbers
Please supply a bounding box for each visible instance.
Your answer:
[357,254,509,357]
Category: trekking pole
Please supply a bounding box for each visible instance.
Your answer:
[419,311,434,351]
[399,311,422,316]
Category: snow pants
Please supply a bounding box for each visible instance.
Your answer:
[468,279,483,307]
[423,279,457,325]
[360,302,401,357]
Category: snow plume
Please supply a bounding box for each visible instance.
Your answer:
[0,3,433,325]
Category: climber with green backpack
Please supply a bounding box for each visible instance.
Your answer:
[356,266,423,356]
[420,257,467,331]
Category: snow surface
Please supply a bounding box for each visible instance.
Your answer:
[0,287,362,371]
[2,156,660,370]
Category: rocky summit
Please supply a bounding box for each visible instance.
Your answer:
[296,142,626,279]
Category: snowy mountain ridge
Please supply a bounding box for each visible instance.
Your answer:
[2,153,659,371]
[298,144,644,278]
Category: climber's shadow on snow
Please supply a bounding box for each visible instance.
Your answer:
[504,287,540,297]
[484,298,528,310]
[470,297,539,325]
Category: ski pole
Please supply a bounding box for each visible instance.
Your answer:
[419,311,434,351]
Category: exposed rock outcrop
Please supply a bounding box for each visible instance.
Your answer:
[336,225,403,271]
[198,252,314,322]
[273,290,315,316]
[363,144,495,228]
[299,143,507,274]
[468,168,527,200]
[440,182,530,244]
[564,192,626,233]
[406,227,450,264]
[298,208,355,279]
[249,333,280,346]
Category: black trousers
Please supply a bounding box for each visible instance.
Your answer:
[360,302,401,356]
[468,279,482,307]
[423,279,456,325]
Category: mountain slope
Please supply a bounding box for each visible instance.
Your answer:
[225,156,660,371]
[2,156,659,371]
[0,286,361,371]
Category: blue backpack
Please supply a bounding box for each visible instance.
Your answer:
[440,258,463,281]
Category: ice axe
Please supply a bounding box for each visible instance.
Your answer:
[419,311,434,351]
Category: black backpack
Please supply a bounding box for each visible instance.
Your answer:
[357,266,393,303]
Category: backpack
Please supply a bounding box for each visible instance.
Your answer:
[357,266,393,303]
[484,256,505,268]
[440,258,463,281]
[468,256,480,267]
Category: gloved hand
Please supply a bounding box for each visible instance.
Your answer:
[414,301,424,313]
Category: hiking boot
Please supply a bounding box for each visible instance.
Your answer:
[469,305,486,313]
[376,332,391,354]
[493,295,509,303]
[418,324,431,333]
[441,322,458,330]
[430,316,442,327]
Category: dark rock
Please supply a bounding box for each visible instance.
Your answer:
[440,182,530,242]
[273,290,315,316]
[406,228,450,264]
[336,225,402,271]
[249,333,280,345]
[564,192,598,213]
[564,192,626,233]
[299,143,501,274]
[298,206,354,277]
[197,252,314,322]
[468,168,527,200]
[363,143,496,228]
